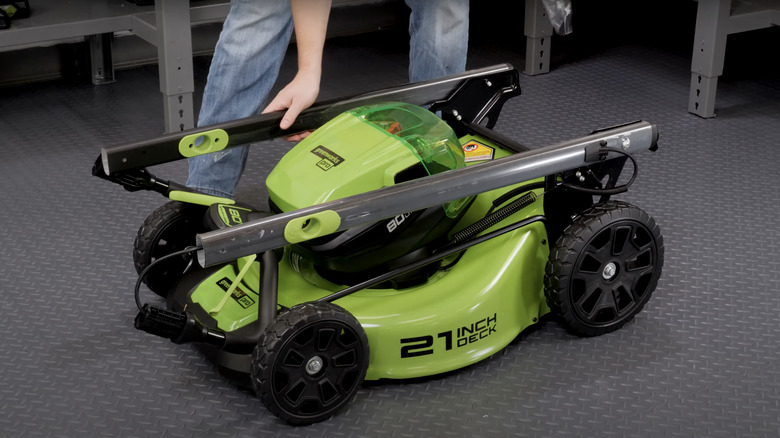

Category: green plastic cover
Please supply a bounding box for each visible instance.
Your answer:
[353,102,473,217]
[350,102,463,173]
[267,102,470,218]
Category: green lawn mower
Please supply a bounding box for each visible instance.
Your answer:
[94,64,664,425]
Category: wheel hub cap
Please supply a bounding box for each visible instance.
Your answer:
[602,262,618,280]
[305,356,324,375]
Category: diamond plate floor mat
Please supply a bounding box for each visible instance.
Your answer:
[1,7,779,438]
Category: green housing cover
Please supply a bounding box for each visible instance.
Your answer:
[266,102,469,217]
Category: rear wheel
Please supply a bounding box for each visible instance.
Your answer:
[545,201,663,336]
[133,201,207,297]
[251,302,369,425]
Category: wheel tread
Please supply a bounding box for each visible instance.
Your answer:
[132,201,206,296]
[544,201,664,336]
[250,302,368,425]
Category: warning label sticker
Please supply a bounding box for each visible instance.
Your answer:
[462,140,494,163]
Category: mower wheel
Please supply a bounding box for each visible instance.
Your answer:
[133,201,207,297]
[251,302,369,425]
[544,201,663,337]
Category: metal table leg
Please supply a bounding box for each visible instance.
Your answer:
[689,0,731,118]
[88,33,115,85]
[524,0,553,76]
[155,0,195,132]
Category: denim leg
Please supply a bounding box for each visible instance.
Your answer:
[186,0,294,199]
[405,0,469,82]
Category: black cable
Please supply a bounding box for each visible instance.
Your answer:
[134,246,202,311]
[440,150,637,270]
[562,147,639,195]
[441,190,540,270]
[437,251,466,271]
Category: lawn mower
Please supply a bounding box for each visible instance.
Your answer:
[94,64,664,425]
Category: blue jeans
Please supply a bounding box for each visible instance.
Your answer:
[187,0,469,199]
[406,0,469,83]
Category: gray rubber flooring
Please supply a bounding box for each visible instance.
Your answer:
[1,6,780,437]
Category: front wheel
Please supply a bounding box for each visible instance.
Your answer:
[544,201,664,337]
[133,201,207,297]
[250,302,369,425]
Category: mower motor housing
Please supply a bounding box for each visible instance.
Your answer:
[266,103,474,288]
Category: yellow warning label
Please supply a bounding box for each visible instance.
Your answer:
[462,140,495,163]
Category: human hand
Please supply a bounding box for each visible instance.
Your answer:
[263,70,320,142]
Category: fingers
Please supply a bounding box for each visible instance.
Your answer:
[284,131,312,142]
[279,102,306,130]
[261,94,288,116]
[262,73,320,137]
[262,91,308,130]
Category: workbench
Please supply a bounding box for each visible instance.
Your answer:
[2,0,777,130]
[0,0,229,132]
[0,0,401,132]
[688,0,779,117]
[525,0,780,118]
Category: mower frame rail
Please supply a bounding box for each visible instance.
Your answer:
[99,63,520,175]
[196,120,659,267]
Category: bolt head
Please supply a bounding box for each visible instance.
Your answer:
[602,262,618,280]
[306,356,323,375]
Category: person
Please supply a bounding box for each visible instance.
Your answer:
[186,0,469,199]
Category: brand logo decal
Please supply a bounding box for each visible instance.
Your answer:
[311,146,345,171]
[218,205,246,226]
[386,213,412,233]
[216,277,256,309]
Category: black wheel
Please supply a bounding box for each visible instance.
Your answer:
[133,201,207,297]
[251,302,369,425]
[544,201,664,336]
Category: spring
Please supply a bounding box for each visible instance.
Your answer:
[450,192,537,243]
